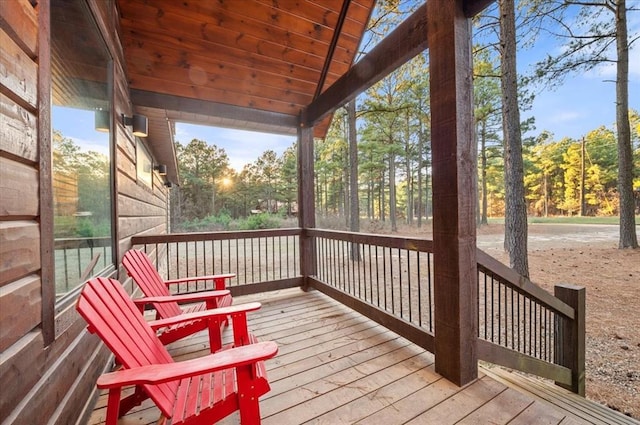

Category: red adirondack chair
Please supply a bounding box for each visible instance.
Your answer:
[122,249,236,347]
[77,277,277,425]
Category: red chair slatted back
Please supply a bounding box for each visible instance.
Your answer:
[122,250,183,318]
[76,277,178,417]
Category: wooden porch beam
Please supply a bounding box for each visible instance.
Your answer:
[463,0,496,17]
[302,3,428,127]
[130,89,298,129]
[314,0,351,100]
[428,0,478,386]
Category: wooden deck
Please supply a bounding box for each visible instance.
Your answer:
[87,288,638,425]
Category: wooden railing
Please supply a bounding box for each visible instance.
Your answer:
[476,250,585,395]
[131,228,302,296]
[307,229,436,352]
[130,227,584,394]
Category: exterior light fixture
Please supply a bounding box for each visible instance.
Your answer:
[95,110,110,132]
[154,164,167,175]
[122,113,148,137]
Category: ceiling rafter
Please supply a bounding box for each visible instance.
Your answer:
[314,0,352,100]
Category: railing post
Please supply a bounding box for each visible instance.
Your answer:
[297,122,316,290]
[554,283,586,396]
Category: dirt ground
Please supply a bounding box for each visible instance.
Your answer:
[465,223,640,418]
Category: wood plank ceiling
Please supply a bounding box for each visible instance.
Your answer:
[116,0,376,181]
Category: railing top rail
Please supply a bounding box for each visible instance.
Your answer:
[307,228,434,252]
[132,228,303,245]
[54,236,112,248]
[476,249,575,320]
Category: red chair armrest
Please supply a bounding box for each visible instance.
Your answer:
[148,302,261,330]
[164,273,236,286]
[96,341,278,389]
[132,290,230,306]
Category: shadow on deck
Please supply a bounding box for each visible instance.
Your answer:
[87,288,638,425]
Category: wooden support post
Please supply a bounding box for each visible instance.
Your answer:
[297,123,316,291]
[555,284,586,396]
[427,0,478,386]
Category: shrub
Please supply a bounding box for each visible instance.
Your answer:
[238,213,282,230]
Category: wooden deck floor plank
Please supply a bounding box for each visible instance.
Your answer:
[355,376,462,424]
[255,305,363,334]
[241,289,345,320]
[482,367,638,425]
[507,401,568,424]
[267,342,426,404]
[247,297,341,327]
[253,310,374,347]
[88,397,159,425]
[227,287,306,306]
[559,416,594,425]
[262,350,436,424]
[404,376,508,424]
[303,364,441,424]
[266,321,385,363]
[165,307,376,362]
[214,294,344,334]
[266,332,409,395]
[455,387,535,425]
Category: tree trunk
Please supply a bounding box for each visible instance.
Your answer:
[417,130,424,228]
[543,172,549,217]
[347,100,361,261]
[580,137,586,216]
[481,120,488,225]
[615,0,638,248]
[405,113,413,225]
[425,166,430,224]
[500,0,530,277]
[380,169,386,222]
[368,170,373,219]
[389,150,397,232]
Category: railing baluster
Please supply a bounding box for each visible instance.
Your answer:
[417,251,422,327]
[398,248,402,319]
[375,245,380,308]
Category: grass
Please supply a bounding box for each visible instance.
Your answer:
[486,216,640,225]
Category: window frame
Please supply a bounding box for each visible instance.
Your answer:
[45,0,118,340]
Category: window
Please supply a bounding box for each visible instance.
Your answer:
[51,0,114,303]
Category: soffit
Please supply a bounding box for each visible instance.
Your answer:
[118,0,375,139]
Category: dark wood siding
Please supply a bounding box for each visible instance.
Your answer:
[0,0,169,423]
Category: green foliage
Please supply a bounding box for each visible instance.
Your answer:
[177,212,284,232]
[76,218,95,237]
[176,139,232,220]
[179,213,233,232]
[238,213,283,230]
[76,218,111,238]
[53,216,111,238]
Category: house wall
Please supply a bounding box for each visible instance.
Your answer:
[0,1,169,423]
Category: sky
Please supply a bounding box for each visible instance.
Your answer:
[515,8,640,142]
[174,124,297,171]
